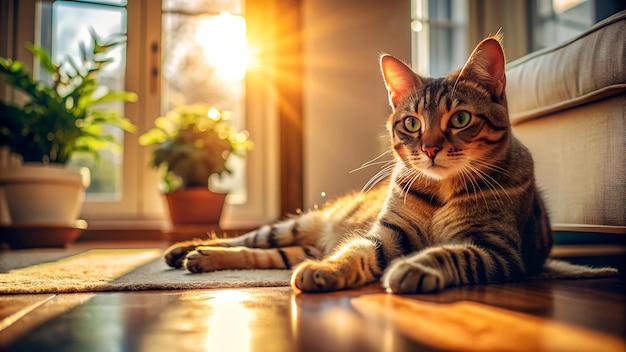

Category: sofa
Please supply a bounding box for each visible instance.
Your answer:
[505,11,625,256]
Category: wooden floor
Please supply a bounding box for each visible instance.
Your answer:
[1,242,625,351]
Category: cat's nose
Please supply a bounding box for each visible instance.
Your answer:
[422,145,442,159]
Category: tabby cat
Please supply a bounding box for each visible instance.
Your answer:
[163,35,554,294]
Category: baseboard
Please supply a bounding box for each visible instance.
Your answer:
[553,225,626,246]
[552,224,626,234]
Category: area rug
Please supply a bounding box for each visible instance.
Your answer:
[0,248,291,294]
[0,248,618,294]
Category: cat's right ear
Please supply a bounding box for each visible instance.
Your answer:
[380,55,423,109]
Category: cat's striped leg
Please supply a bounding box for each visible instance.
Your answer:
[184,245,322,272]
[381,242,525,294]
[164,214,319,269]
[216,216,315,249]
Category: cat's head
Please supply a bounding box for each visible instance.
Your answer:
[380,35,510,181]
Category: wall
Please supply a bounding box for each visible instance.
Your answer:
[302,0,410,208]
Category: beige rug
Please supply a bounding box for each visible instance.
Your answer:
[0,248,618,294]
[0,248,291,294]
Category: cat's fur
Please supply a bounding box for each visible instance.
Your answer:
[163,36,588,293]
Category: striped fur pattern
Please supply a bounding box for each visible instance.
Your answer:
[163,35,554,294]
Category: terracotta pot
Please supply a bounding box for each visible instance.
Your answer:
[165,188,226,225]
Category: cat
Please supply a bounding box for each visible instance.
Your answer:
[163,35,556,294]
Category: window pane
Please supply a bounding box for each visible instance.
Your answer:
[411,0,467,76]
[72,0,127,5]
[162,2,247,203]
[163,0,242,15]
[49,1,128,201]
[533,0,592,50]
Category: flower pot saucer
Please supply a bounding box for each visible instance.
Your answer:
[0,220,87,249]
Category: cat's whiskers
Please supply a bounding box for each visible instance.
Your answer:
[389,156,425,205]
[401,170,422,205]
[471,157,510,177]
[451,56,472,96]
[463,163,511,208]
[355,151,397,195]
[350,150,393,174]
[458,165,487,207]
[360,163,395,195]
[396,167,415,184]
[469,158,512,199]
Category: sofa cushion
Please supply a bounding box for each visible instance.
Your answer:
[513,96,625,228]
[506,10,626,231]
[506,10,626,125]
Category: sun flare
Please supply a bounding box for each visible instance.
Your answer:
[195,11,250,80]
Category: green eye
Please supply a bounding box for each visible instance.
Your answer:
[450,111,472,128]
[403,117,421,133]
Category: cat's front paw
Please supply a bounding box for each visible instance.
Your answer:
[163,243,198,268]
[291,260,342,293]
[382,259,444,294]
[183,248,223,273]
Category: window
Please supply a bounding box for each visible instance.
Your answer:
[2,0,280,229]
[411,0,468,77]
[411,0,623,76]
[161,3,247,203]
[39,0,128,201]
[531,0,594,50]
[530,0,625,51]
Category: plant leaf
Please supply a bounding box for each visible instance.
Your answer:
[139,128,167,146]
[26,43,55,74]
[92,90,138,105]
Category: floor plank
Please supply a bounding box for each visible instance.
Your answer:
[1,241,624,351]
[352,293,624,351]
[1,279,624,352]
[408,279,626,338]
[0,294,56,330]
[0,293,95,349]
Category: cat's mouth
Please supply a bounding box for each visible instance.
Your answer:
[421,164,450,180]
[406,156,454,180]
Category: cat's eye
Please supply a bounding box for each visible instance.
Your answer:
[403,117,421,133]
[450,111,472,128]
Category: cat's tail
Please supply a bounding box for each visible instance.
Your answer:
[532,259,619,280]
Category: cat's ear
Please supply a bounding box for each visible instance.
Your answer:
[458,35,506,98]
[380,54,423,109]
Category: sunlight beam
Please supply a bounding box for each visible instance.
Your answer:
[195,11,250,80]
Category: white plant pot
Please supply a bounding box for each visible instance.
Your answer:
[0,164,90,225]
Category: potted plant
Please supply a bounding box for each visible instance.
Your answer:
[139,103,252,225]
[0,31,136,245]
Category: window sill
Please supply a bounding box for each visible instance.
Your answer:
[80,219,252,242]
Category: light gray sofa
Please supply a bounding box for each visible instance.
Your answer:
[506,11,625,245]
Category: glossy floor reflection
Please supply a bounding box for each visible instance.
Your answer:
[1,278,625,352]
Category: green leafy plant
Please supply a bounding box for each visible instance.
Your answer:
[139,103,252,192]
[0,30,137,164]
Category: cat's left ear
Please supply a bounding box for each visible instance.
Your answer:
[380,54,423,109]
[459,35,506,98]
